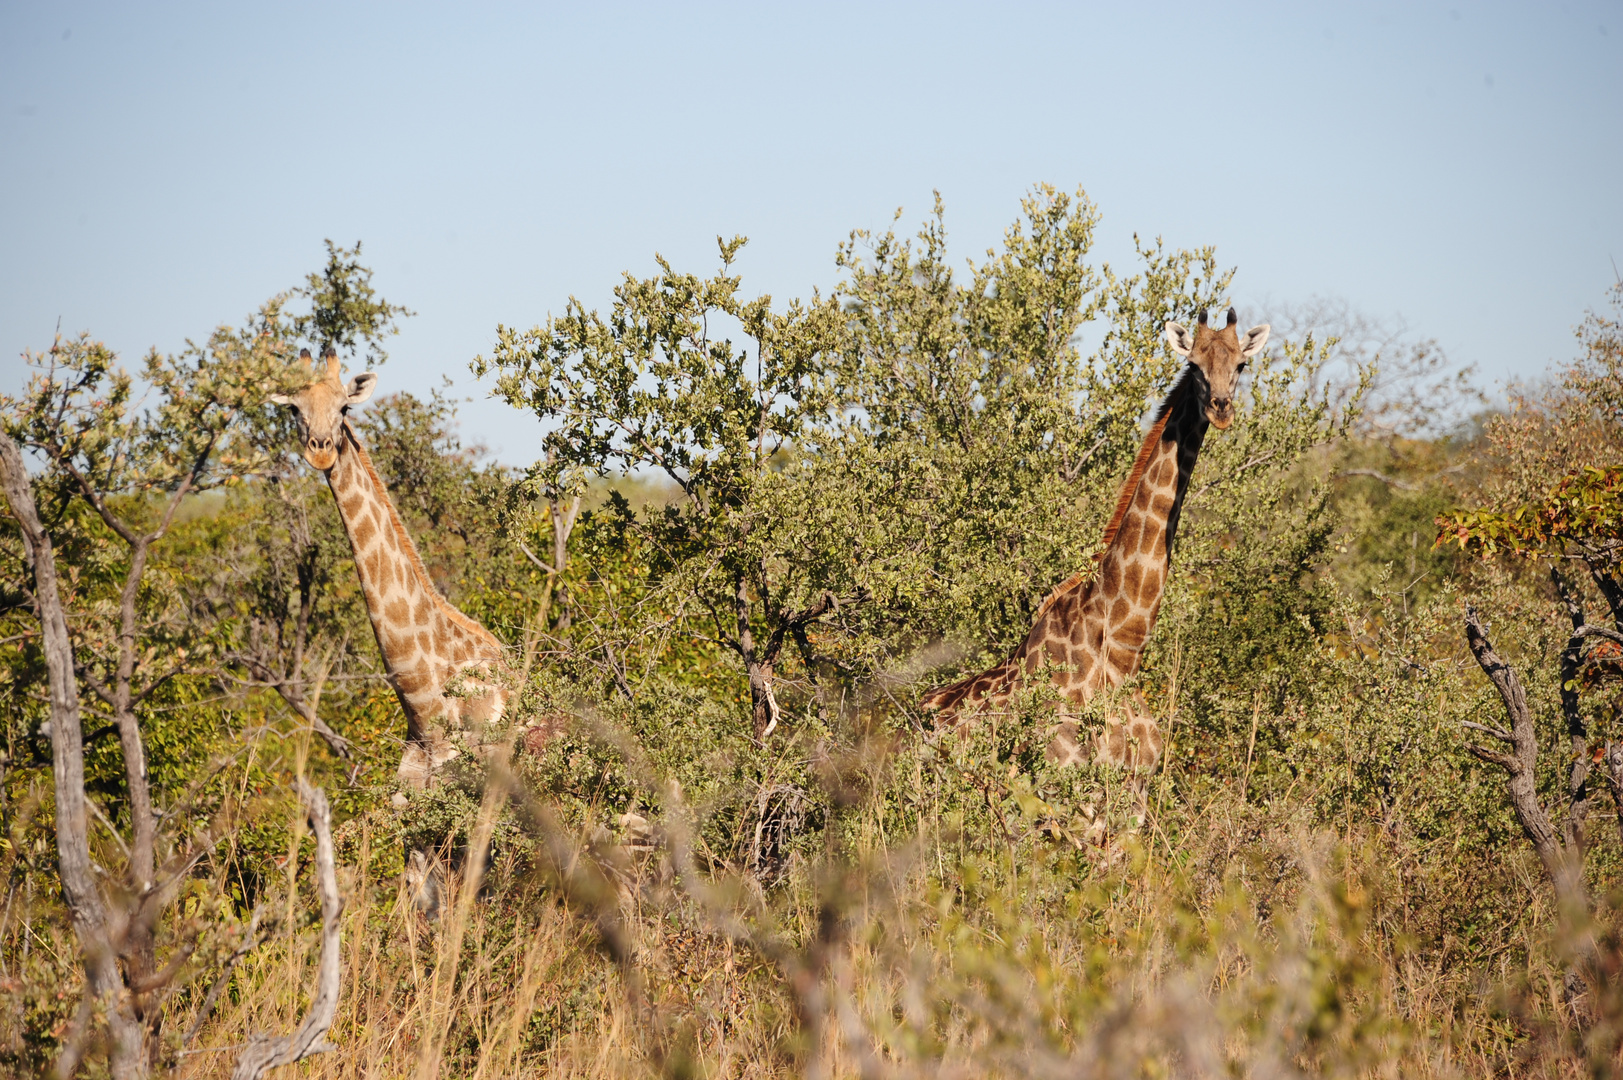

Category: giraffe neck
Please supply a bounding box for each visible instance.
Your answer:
[1028,367,1207,700]
[921,367,1209,718]
[325,420,502,726]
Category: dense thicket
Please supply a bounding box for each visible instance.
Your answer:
[2,197,1622,1078]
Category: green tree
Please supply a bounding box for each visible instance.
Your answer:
[290,239,413,367]
[476,234,855,739]
[831,191,1234,652]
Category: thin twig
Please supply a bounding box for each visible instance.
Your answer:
[182,903,273,1049]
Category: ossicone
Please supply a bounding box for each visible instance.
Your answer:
[1226,307,1237,327]
[1197,310,1209,326]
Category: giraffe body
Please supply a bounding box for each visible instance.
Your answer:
[327,418,507,788]
[270,350,510,796]
[921,310,1269,773]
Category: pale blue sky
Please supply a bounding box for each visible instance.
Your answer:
[3,2,1619,461]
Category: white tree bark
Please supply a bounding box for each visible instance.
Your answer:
[0,432,148,1080]
[230,780,344,1080]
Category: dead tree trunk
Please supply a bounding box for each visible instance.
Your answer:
[735,572,780,741]
[1551,572,1597,857]
[731,572,836,742]
[1461,604,1594,1003]
[0,433,147,1080]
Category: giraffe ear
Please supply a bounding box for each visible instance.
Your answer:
[1240,324,1271,358]
[346,373,378,405]
[267,393,293,406]
[1164,321,1194,356]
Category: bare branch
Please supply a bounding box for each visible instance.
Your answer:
[272,690,352,761]
[127,937,198,995]
[1466,743,1519,771]
[1059,433,1108,482]
[1190,450,1280,501]
[229,780,343,1080]
[182,903,274,1049]
[49,450,141,547]
[226,650,352,761]
[1576,624,1623,647]
[1337,468,1418,491]
[1460,719,1513,744]
[1463,605,1587,915]
[515,539,557,576]
[1335,463,1466,490]
[75,663,119,711]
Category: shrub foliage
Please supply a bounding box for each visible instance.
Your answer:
[2,207,1622,1078]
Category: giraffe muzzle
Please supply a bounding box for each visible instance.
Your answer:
[304,437,338,470]
[1207,398,1234,429]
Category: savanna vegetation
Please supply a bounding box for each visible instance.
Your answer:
[3,187,1622,1078]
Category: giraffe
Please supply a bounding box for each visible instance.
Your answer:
[269,348,513,904]
[920,308,1270,775]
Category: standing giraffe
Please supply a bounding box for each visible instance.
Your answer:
[268,349,510,803]
[920,309,1269,770]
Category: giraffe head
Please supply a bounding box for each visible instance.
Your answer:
[267,347,378,471]
[1162,308,1269,430]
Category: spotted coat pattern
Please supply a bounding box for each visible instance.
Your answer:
[920,312,1268,773]
[327,420,508,788]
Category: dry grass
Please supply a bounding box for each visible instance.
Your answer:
[143,746,1616,1080]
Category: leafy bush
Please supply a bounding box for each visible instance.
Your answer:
[2,202,1621,1078]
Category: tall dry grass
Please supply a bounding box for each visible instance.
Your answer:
[152,729,1618,1080]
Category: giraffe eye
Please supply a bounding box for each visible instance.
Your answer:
[1236,361,1248,375]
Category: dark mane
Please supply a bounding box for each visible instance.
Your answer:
[1094,366,1193,555]
[919,365,1199,716]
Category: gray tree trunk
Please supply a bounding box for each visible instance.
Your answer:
[0,433,147,1079]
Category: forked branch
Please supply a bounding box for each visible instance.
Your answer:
[1463,603,1595,1007]
[1463,608,1574,884]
